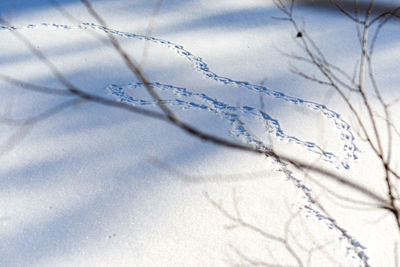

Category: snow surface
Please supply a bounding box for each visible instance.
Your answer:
[0,0,399,266]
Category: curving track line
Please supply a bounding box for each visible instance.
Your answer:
[0,22,369,266]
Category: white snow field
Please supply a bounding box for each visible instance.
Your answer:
[0,1,399,266]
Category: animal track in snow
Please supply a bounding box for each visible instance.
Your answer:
[0,22,368,266]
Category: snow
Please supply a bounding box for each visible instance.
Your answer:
[0,1,399,266]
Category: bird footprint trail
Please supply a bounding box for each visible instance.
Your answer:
[85,21,359,171]
[0,23,368,265]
